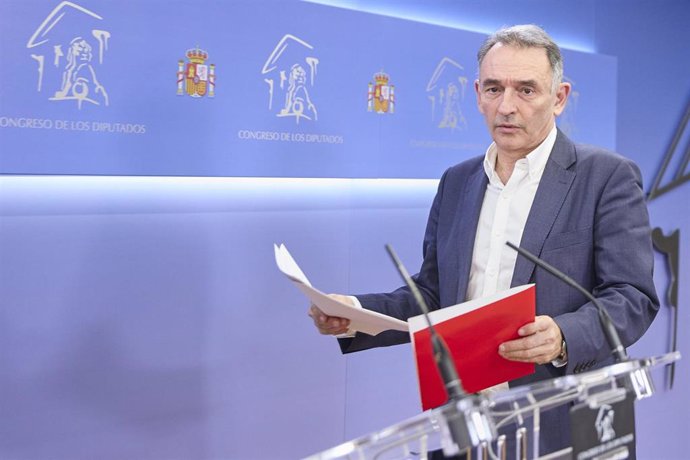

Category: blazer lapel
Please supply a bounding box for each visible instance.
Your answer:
[511,130,577,287]
[455,165,488,303]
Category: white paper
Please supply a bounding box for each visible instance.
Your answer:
[274,243,409,335]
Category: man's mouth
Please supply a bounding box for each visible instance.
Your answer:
[495,123,521,132]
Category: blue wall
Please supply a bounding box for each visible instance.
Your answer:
[1,1,689,459]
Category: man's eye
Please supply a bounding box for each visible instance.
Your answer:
[486,87,499,93]
[522,88,534,95]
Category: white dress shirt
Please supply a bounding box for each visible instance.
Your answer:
[469,126,558,392]
[466,126,557,302]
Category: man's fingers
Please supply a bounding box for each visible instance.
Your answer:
[517,316,554,336]
[308,305,350,335]
[319,317,350,334]
[308,305,325,321]
[499,342,557,364]
[500,315,563,364]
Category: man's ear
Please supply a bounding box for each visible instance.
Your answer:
[474,79,484,114]
[553,82,571,116]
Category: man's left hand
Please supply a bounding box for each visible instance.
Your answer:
[498,315,563,364]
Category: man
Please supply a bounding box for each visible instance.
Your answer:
[309,24,658,455]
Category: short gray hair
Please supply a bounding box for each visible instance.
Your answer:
[477,24,563,92]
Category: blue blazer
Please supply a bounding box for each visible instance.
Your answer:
[340,130,659,453]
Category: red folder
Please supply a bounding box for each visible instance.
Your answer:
[409,284,535,410]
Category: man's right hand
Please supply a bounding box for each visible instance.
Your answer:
[308,294,353,335]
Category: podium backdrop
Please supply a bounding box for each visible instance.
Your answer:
[1,0,615,178]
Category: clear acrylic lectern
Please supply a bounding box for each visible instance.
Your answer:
[305,352,680,460]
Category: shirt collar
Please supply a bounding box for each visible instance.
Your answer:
[482,125,558,183]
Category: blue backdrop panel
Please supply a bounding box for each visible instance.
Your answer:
[0,0,615,177]
[1,1,689,459]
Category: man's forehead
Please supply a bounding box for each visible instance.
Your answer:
[478,44,552,83]
[484,42,550,59]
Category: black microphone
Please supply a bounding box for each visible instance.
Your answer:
[505,241,627,362]
[386,244,478,455]
[384,244,466,400]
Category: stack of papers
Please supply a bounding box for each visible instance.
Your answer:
[274,244,408,335]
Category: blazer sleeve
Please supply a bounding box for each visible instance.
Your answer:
[337,169,450,354]
[553,157,659,374]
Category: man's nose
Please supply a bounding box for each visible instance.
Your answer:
[497,89,518,115]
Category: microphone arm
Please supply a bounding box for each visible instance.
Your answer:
[385,244,466,400]
[505,241,627,362]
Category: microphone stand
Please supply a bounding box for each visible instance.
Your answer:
[505,241,627,362]
[385,245,495,455]
[385,244,466,400]
[504,241,666,407]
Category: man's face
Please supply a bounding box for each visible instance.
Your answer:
[475,44,570,159]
